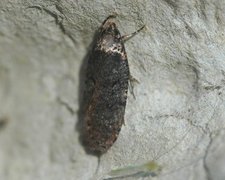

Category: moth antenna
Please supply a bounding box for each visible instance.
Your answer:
[121,25,145,42]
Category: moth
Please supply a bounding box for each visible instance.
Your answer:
[83,15,144,153]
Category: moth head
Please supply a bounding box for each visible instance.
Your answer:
[100,16,121,41]
[96,17,124,53]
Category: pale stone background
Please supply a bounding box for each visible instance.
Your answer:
[0,0,225,180]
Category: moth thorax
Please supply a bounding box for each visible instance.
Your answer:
[99,35,122,54]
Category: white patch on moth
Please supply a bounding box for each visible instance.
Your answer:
[96,35,127,60]
[108,43,123,54]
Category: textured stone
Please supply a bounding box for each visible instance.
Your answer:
[0,0,225,180]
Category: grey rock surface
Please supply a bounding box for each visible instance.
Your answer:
[0,0,225,180]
